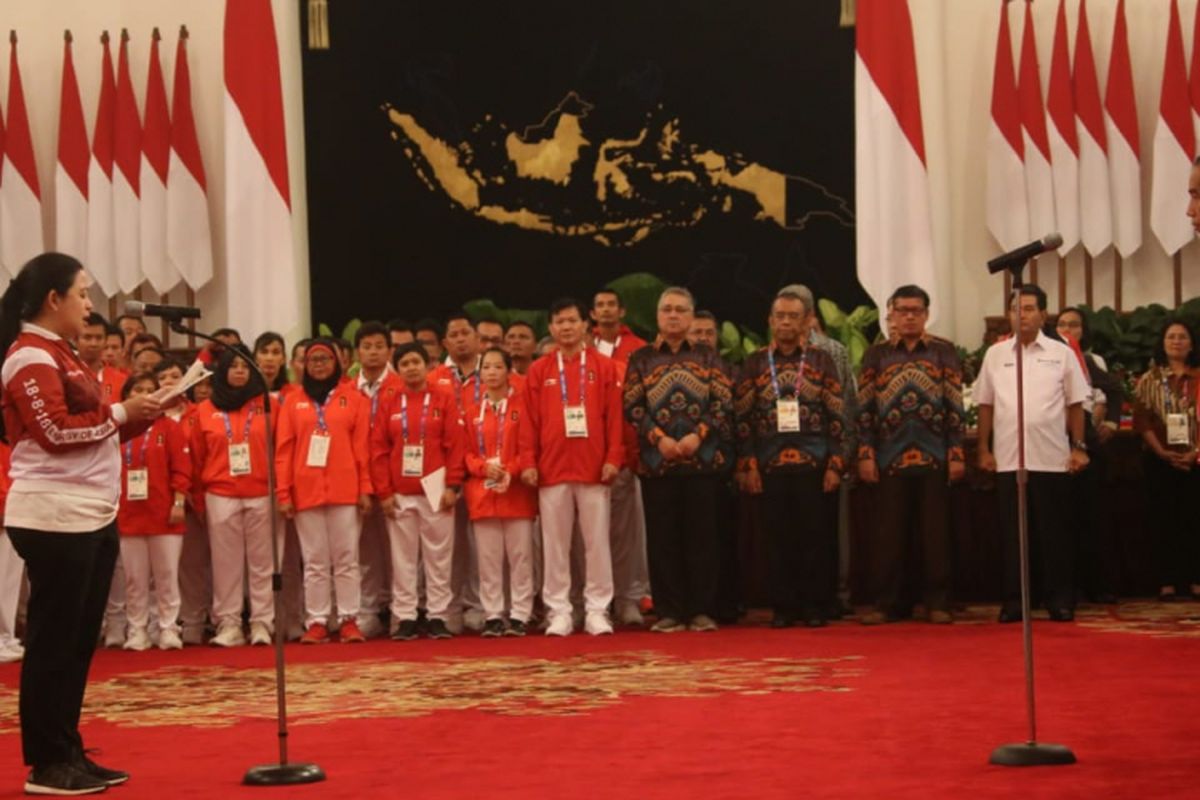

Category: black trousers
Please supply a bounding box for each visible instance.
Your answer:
[761,471,828,619]
[640,475,719,621]
[713,479,742,620]
[1071,447,1119,600]
[1143,453,1200,591]
[872,470,951,614]
[8,522,119,768]
[997,472,1073,611]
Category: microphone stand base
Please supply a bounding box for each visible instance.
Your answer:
[989,742,1076,767]
[243,763,327,786]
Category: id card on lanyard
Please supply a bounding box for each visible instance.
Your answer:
[478,396,508,490]
[1164,374,1191,446]
[768,347,806,434]
[559,350,589,438]
[595,336,618,358]
[401,392,430,477]
[307,395,335,468]
[124,430,152,500]
[224,409,256,476]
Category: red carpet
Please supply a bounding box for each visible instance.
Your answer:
[0,603,1197,799]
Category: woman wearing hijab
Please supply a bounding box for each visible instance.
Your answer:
[190,345,277,646]
[276,339,373,643]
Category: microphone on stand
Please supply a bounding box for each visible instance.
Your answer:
[123,300,202,321]
[987,233,1064,274]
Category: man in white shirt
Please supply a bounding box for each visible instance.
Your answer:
[974,285,1090,622]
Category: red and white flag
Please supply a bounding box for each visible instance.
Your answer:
[55,32,89,263]
[987,1,1030,251]
[1151,0,1195,256]
[1017,1,1056,244]
[1074,0,1111,257]
[140,28,175,293]
[854,0,937,319]
[1046,0,1078,255]
[225,0,299,335]
[113,30,142,293]
[1104,0,1142,258]
[0,33,44,280]
[86,32,118,296]
[166,26,213,290]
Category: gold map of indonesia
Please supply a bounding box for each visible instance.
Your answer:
[385,91,854,247]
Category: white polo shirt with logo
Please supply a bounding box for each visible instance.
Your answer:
[972,331,1090,473]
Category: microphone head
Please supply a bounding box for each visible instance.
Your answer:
[123,300,146,316]
[1043,232,1064,250]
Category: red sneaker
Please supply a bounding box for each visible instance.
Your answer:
[300,623,329,644]
[338,619,365,643]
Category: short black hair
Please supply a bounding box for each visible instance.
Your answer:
[387,318,413,335]
[152,356,188,376]
[335,338,353,354]
[104,323,123,338]
[391,341,430,368]
[1017,285,1048,311]
[475,317,503,331]
[414,318,443,338]
[84,312,108,329]
[291,337,312,359]
[593,288,624,308]
[444,312,472,329]
[254,331,285,354]
[130,332,164,353]
[693,310,717,323]
[120,371,159,400]
[212,327,242,343]
[549,297,585,319]
[1056,306,1091,350]
[889,284,931,308]
[506,320,536,335]
[355,321,390,348]
[480,346,512,370]
[115,314,146,328]
[1154,318,1200,368]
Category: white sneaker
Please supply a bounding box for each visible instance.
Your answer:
[211,622,246,647]
[616,599,645,627]
[357,614,385,640]
[463,607,486,632]
[249,621,273,646]
[545,614,574,637]
[443,611,465,635]
[158,628,184,650]
[102,622,125,649]
[585,611,614,636]
[0,643,23,663]
[123,626,152,651]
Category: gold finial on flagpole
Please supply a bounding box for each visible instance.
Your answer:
[840,0,856,27]
[308,0,330,50]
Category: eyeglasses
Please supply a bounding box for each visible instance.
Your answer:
[892,306,927,317]
[306,355,334,365]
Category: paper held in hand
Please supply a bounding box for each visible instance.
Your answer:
[420,466,446,510]
[151,359,212,404]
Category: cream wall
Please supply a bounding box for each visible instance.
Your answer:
[912,0,1200,347]
[0,0,310,344]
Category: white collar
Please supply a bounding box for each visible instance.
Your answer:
[21,321,61,341]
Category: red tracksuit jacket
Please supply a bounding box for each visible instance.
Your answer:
[369,385,466,497]
[118,416,192,535]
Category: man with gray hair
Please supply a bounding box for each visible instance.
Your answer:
[624,287,734,633]
[778,284,856,618]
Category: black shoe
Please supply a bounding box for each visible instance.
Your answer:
[1047,607,1075,622]
[427,618,453,639]
[998,605,1022,623]
[769,613,794,629]
[505,619,527,637]
[481,618,505,638]
[391,619,419,641]
[25,762,108,795]
[77,752,128,787]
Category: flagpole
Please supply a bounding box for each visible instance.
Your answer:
[1114,253,1123,312]
[1174,251,1183,307]
[1057,255,1067,311]
[1084,253,1093,307]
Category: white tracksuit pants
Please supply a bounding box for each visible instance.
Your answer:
[206,493,276,628]
[386,494,454,621]
[474,518,534,622]
[120,534,184,633]
[294,504,362,628]
[539,482,613,618]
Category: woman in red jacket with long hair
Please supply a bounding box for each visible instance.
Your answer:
[276,340,372,644]
[190,346,276,648]
[464,348,537,637]
[116,373,192,651]
[370,342,466,641]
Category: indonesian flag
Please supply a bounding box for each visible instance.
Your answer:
[1017,1,1056,243]
[1074,0,1112,257]
[113,30,142,294]
[1104,0,1142,258]
[854,0,937,321]
[55,32,89,263]
[1046,0,1078,255]
[166,26,213,290]
[140,29,176,293]
[0,34,44,280]
[987,1,1030,251]
[224,0,300,335]
[86,32,118,296]
[1151,0,1195,256]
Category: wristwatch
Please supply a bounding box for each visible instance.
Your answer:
[1070,439,1088,452]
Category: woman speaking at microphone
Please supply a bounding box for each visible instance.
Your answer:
[0,253,161,795]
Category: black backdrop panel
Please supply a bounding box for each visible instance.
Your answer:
[300,0,866,332]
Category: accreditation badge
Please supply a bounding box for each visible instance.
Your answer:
[776,398,801,433]
[564,406,589,438]
[1166,412,1190,446]
[484,456,504,491]
[306,433,331,468]
[402,444,425,477]
[127,468,149,501]
[228,443,252,476]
